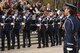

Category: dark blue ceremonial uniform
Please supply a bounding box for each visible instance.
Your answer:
[64,15,80,53]
[13,15,22,49]
[46,16,55,47]
[41,16,47,47]
[23,13,32,48]
[63,3,80,53]
[54,15,60,45]
[37,15,47,48]
[1,15,12,51]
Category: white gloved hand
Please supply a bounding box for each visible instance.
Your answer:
[12,16,15,19]
[67,48,73,51]
[2,16,5,19]
[1,23,4,26]
[37,24,41,26]
[22,22,25,25]
[23,16,26,19]
[11,23,14,25]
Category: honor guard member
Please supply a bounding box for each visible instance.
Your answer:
[63,3,80,53]
[53,13,59,46]
[14,10,22,49]
[40,11,47,48]
[1,14,6,51]
[46,12,55,47]
[22,9,32,48]
[0,8,3,38]
[1,10,12,51]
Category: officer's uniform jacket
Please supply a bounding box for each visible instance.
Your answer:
[64,15,80,48]
[4,15,12,31]
[47,16,54,32]
[24,13,32,31]
[41,16,47,31]
[14,15,22,30]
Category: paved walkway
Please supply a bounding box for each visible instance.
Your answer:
[0,44,80,53]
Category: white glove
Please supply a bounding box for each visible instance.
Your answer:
[37,24,41,26]
[2,16,5,19]
[39,18,41,21]
[1,23,4,26]
[23,16,26,19]
[45,24,47,26]
[12,16,15,19]
[11,23,14,25]
[22,22,25,25]
[58,22,60,24]
[67,48,73,51]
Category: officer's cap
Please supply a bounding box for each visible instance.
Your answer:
[65,2,77,10]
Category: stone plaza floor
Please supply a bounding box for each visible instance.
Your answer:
[0,44,80,53]
[0,44,63,53]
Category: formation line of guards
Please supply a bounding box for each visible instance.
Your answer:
[0,8,65,51]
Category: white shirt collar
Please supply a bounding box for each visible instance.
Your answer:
[67,15,70,18]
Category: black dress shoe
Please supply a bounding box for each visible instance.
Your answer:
[17,47,20,49]
[1,49,5,51]
[28,45,31,47]
[23,46,26,48]
[51,44,55,47]
[37,46,41,48]
[43,45,45,48]
[7,48,10,50]
[56,43,58,46]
